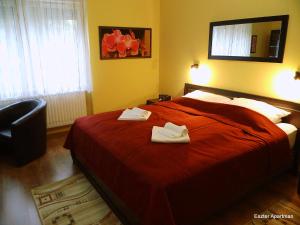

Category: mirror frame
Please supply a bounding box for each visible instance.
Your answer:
[208,15,289,63]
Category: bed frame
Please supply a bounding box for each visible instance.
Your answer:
[72,154,139,225]
[71,83,300,225]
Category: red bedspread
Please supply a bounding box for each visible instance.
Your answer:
[64,97,291,225]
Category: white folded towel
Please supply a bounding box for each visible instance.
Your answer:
[162,122,188,138]
[131,107,149,117]
[151,122,190,143]
[118,107,151,121]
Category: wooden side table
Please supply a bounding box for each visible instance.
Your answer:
[146,95,171,105]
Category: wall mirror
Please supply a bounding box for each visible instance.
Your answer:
[208,15,289,63]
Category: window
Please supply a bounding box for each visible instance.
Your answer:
[0,0,91,100]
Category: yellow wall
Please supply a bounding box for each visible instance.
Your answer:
[159,0,300,102]
[86,0,160,113]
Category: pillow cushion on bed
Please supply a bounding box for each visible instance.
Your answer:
[229,98,291,123]
[276,123,298,149]
[183,90,231,103]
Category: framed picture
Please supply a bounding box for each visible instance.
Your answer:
[99,26,152,60]
[250,35,257,53]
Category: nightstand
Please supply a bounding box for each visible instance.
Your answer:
[146,95,171,105]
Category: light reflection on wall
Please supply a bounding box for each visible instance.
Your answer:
[273,69,300,102]
[189,64,212,86]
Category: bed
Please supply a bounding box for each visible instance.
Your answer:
[64,83,300,225]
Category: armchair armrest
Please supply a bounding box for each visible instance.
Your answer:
[0,103,20,128]
[11,105,47,164]
[12,106,45,127]
[11,103,47,136]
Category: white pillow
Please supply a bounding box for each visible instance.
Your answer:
[229,98,291,123]
[276,123,298,149]
[183,90,231,104]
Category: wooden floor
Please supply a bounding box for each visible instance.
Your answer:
[0,133,299,225]
[0,133,78,225]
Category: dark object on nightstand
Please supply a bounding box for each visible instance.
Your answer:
[146,94,171,105]
[159,94,171,101]
[0,99,47,166]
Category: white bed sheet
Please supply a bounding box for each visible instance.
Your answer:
[276,123,297,149]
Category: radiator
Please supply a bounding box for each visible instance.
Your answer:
[43,92,87,128]
[0,92,87,128]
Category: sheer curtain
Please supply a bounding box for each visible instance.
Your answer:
[0,0,91,101]
[212,24,252,57]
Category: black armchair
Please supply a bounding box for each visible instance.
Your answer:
[0,99,47,166]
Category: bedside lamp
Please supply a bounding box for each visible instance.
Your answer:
[294,71,300,80]
[189,63,212,85]
[190,63,199,76]
[191,63,199,69]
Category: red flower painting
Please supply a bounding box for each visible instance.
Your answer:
[99,27,151,59]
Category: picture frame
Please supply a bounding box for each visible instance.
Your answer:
[99,26,152,60]
[250,35,257,53]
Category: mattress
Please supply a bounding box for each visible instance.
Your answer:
[276,123,297,149]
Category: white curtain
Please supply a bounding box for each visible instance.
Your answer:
[0,0,91,101]
[212,23,252,57]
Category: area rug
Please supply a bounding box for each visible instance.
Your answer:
[245,200,300,225]
[31,173,122,225]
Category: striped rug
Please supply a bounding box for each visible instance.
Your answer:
[31,173,122,225]
[245,200,300,225]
